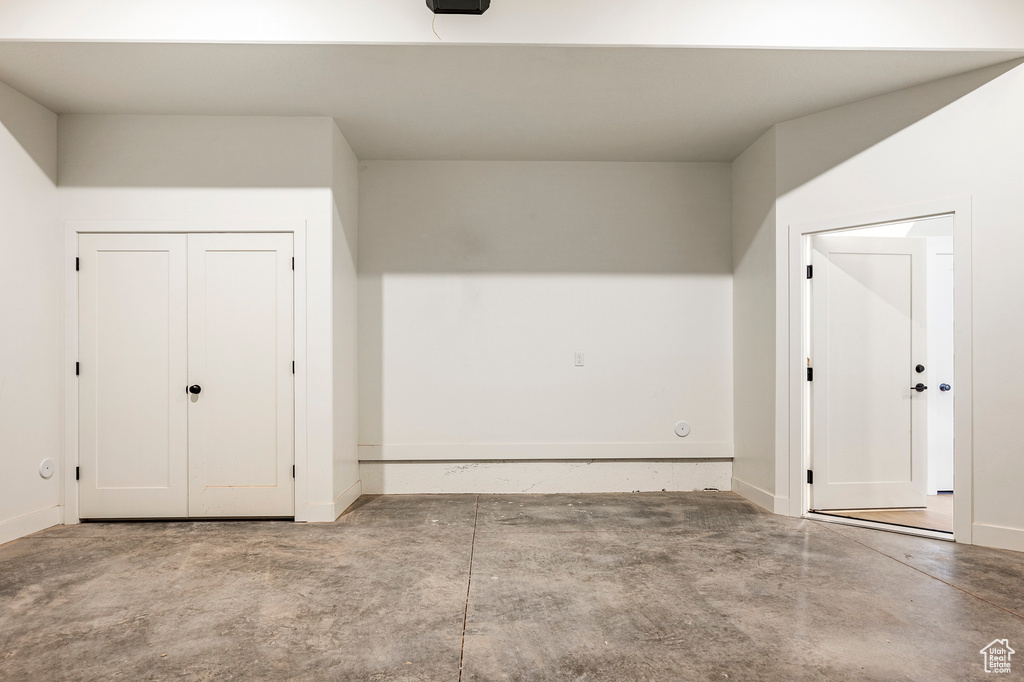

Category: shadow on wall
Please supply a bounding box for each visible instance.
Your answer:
[55,115,334,188]
[733,58,1022,274]
[0,81,56,184]
[359,161,732,276]
[776,59,1023,198]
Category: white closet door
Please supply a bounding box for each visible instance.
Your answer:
[78,234,189,518]
[187,233,294,517]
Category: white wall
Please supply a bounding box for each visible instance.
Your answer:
[2,0,1024,49]
[730,127,782,512]
[358,161,734,493]
[0,81,60,544]
[331,122,360,515]
[56,114,344,523]
[770,61,1024,551]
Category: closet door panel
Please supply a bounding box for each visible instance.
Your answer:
[78,233,188,518]
[187,233,294,517]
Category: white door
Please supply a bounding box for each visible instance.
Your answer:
[810,235,928,510]
[79,234,189,518]
[187,233,294,517]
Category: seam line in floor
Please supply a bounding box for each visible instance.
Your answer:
[458,495,480,682]
[816,521,1024,621]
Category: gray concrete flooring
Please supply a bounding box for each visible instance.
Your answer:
[2,492,1023,681]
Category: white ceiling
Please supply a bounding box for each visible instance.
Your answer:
[0,42,1019,161]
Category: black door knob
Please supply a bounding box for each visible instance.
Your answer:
[188,384,202,395]
[911,383,928,392]
[915,364,925,373]
[939,383,951,392]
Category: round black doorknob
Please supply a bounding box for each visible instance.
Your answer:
[916,364,925,373]
[188,384,202,395]
[911,383,928,392]
[940,383,952,392]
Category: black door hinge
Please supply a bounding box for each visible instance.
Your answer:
[76,466,80,481]
[75,257,80,271]
[292,361,295,374]
[292,465,296,478]
[75,362,80,376]
[807,470,813,484]
[807,367,813,382]
[291,257,294,270]
[806,264,813,279]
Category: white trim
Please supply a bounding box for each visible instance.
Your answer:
[971,523,1024,553]
[333,478,362,519]
[304,479,361,523]
[64,219,304,233]
[731,477,775,512]
[63,219,309,523]
[0,507,62,547]
[788,197,973,542]
[360,459,732,495]
[303,503,340,523]
[358,442,733,461]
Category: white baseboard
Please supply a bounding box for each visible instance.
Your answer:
[302,503,338,523]
[333,479,362,519]
[0,506,62,546]
[302,479,363,523]
[972,523,1024,553]
[730,477,775,513]
[360,459,732,495]
[359,442,733,461]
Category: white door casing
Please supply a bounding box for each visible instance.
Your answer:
[78,234,189,518]
[187,233,294,517]
[810,235,928,510]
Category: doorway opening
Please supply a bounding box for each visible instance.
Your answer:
[806,215,954,535]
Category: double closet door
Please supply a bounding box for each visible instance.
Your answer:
[78,233,294,519]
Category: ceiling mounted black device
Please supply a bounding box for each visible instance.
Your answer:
[426,0,490,14]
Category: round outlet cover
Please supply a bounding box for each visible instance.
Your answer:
[39,459,55,479]
[674,421,691,438]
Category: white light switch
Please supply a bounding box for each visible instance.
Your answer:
[575,352,584,367]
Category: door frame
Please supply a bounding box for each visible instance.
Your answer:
[63,219,307,524]
[788,198,973,543]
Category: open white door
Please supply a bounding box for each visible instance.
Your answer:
[187,233,294,517]
[79,234,189,518]
[810,235,928,510]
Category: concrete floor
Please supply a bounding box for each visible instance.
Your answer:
[2,492,1023,681]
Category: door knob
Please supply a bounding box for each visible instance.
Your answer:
[911,383,928,392]
[916,364,925,373]
[188,384,202,395]
[939,383,951,392]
